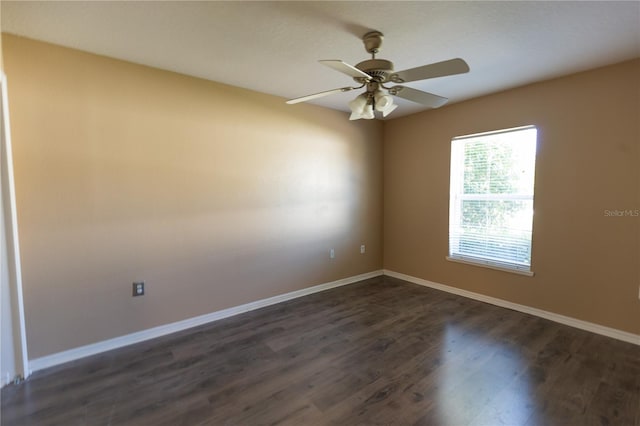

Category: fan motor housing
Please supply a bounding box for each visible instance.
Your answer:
[355,59,394,83]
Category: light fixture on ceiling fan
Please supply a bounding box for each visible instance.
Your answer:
[286,31,470,120]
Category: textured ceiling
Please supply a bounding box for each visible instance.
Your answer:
[2,1,639,119]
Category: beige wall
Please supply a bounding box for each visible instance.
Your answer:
[384,59,640,334]
[2,33,638,360]
[2,35,383,359]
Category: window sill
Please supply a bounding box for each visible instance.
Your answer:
[446,256,534,277]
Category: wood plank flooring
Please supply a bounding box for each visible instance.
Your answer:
[2,275,639,425]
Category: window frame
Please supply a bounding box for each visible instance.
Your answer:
[447,125,537,276]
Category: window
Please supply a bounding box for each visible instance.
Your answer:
[448,126,537,275]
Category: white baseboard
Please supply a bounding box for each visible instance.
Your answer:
[384,269,640,346]
[1,372,14,388]
[29,270,384,373]
[29,267,638,374]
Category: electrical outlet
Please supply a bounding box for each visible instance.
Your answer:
[360,244,366,254]
[132,282,145,297]
[330,249,335,259]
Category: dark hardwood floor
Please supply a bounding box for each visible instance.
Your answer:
[2,275,639,425]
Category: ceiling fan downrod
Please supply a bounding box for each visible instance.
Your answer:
[354,31,395,84]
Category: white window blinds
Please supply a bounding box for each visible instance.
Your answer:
[448,126,537,273]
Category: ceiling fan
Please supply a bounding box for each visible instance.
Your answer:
[286,31,470,120]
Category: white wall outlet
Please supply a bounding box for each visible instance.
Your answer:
[132,282,145,297]
[330,249,335,259]
[360,244,366,254]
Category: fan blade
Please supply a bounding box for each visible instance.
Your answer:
[286,87,355,104]
[390,58,469,83]
[319,60,371,80]
[390,86,448,108]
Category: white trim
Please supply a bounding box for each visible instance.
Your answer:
[28,267,638,373]
[446,256,534,277]
[0,72,30,381]
[383,269,640,346]
[452,124,536,141]
[29,270,384,373]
